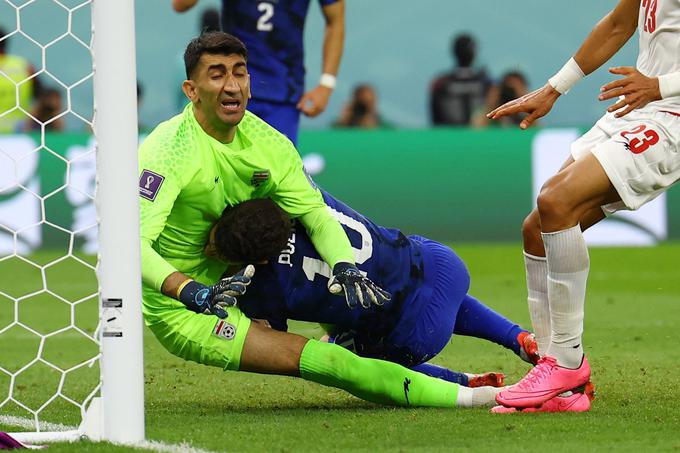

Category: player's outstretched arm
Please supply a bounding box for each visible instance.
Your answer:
[488,0,640,129]
[162,265,255,319]
[297,0,345,117]
[487,84,561,130]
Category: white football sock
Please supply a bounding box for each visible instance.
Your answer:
[455,385,502,407]
[542,225,588,369]
[524,251,550,354]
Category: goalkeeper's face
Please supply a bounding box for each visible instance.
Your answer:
[184,53,251,132]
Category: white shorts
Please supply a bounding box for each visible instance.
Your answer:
[571,109,680,213]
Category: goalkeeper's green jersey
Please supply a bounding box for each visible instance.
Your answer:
[138,104,354,295]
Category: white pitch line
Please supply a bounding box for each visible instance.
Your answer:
[0,415,73,433]
[0,415,219,453]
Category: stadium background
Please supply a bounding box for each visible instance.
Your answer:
[0,0,640,129]
[1,0,678,248]
[1,2,680,451]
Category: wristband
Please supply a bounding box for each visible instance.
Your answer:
[178,279,212,313]
[548,57,585,95]
[320,73,337,89]
[176,278,194,299]
[658,72,680,99]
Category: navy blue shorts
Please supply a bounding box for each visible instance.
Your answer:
[247,98,300,145]
[339,238,470,367]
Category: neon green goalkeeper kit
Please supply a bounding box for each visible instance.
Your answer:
[138,105,473,409]
[139,105,354,369]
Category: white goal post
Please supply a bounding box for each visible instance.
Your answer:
[3,0,145,445]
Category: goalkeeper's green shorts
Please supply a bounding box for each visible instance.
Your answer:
[143,291,251,371]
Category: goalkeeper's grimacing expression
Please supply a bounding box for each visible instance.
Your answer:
[182,52,251,136]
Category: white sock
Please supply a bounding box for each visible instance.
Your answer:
[524,251,550,354]
[542,225,588,369]
[455,385,501,407]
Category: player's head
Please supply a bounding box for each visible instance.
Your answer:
[451,33,476,67]
[205,198,291,264]
[182,31,250,138]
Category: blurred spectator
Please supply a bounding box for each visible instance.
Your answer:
[474,71,530,128]
[0,27,41,133]
[137,80,149,133]
[334,84,391,129]
[200,7,220,33]
[429,33,491,126]
[23,87,64,132]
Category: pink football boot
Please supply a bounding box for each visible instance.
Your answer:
[495,355,591,408]
[491,381,595,413]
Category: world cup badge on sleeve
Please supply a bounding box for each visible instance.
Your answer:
[139,169,165,201]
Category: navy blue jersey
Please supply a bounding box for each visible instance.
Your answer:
[238,190,434,336]
[221,0,338,104]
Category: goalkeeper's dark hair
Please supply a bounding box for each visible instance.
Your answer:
[184,31,247,79]
[213,199,291,263]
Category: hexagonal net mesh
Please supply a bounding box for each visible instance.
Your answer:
[0,0,101,435]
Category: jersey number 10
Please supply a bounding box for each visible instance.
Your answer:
[302,208,374,282]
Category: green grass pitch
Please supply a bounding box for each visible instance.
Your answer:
[1,243,679,452]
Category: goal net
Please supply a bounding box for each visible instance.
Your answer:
[0,0,144,445]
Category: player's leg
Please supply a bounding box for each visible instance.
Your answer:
[246,98,300,144]
[325,330,503,387]
[453,294,538,364]
[499,112,679,409]
[377,237,470,368]
[497,153,616,409]
[522,185,607,355]
[410,363,505,388]
[240,320,499,408]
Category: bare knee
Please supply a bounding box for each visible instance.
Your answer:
[521,210,544,256]
[536,176,580,231]
[239,321,308,376]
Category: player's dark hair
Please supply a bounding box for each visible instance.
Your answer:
[184,31,247,79]
[452,33,476,67]
[213,199,291,263]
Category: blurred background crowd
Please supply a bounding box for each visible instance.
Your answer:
[0,0,638,135]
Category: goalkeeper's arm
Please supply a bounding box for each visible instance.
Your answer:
[161,266,255,319]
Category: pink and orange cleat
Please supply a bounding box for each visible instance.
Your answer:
[491,381,595,413]
[495,355,591,409]
[517,331,540,365]
[468,372,505,388]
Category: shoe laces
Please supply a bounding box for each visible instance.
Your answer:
[515,356,557,390]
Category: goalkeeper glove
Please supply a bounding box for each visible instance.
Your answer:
[328,262,391,309]
[178,265,255,319]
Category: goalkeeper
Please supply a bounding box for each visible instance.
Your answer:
[140,31,497,408]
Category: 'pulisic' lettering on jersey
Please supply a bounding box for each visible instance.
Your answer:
[220,0,339,103]
[238,190,429,336]
[139,169,165,201]
[278,232,296,267]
